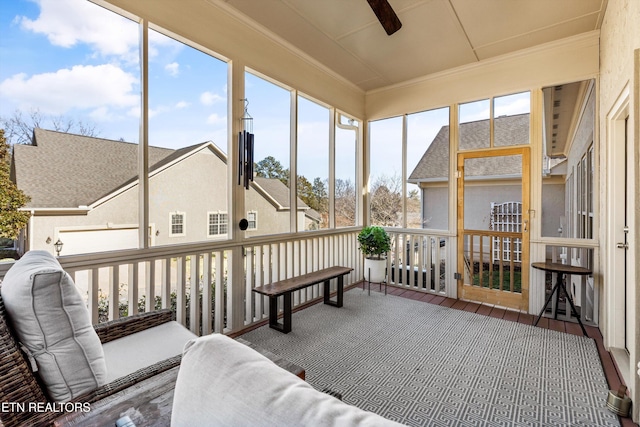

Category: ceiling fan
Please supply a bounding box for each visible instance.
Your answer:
[366,0,402,36]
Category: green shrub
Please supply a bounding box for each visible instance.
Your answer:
[357,226,390,259]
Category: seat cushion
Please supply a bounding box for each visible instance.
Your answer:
[171,334,404,427]
[0,251,107,402]
[102,320,197,383]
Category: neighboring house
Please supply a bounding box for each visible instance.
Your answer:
[408,113,567,237]
[11,129,318,256]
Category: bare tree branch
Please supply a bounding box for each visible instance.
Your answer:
[0,108,101,145]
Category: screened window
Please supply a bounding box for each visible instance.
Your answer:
[541,79,595,239]
[369,117,403,227]
[297,95,329,231]
[208,212,228,236]
[170,213,186,236]
[407,107,450,230]
[245,72,290,236]
[335,114,358,228]
[148,27,228,246]
[459,91,530,150]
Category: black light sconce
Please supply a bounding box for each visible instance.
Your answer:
[54,238,63,256]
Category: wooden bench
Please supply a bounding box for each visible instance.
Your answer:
[252,266,353,333]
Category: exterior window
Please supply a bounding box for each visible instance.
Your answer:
[577,145,594,239]
[208,212,228,236]
[170,212,186,236]
[247,211,257,230]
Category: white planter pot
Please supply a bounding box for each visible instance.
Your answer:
[364,258,386,283]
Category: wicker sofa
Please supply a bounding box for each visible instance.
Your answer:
[0,290,184,427]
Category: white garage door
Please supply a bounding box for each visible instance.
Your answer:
[59,228,139,255]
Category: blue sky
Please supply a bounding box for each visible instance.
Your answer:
[0,0,529,184]
[0,0,227,149]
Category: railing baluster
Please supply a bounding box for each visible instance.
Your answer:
[109,265,120,321]
[214,252,224,333]
[9,230,369,330]
[145,260,155,313]
[510,238,515,292]
[190,254,201,335]
[479,236,485,288]
[161,258,171,310]
[88,268,99,325]
[202,252,212,336]
[176,257,187,327]
[128,263,138,317]
[417,235,424,290]
[245,247,253,325]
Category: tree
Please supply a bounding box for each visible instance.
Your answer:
[370,174,403,227]
[335,178,355,227]
[255,156,288,183]
[0,129,31,239]
[297,175,315,208]
[0,108,100,145]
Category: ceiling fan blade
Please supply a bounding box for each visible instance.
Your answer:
[366,0,402,36]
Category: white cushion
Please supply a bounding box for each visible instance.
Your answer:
[102,321,197,383]
[0,250,107,402]
[171,334,404,427]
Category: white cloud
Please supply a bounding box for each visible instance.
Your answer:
[494,97,530,117]
[0,64,139,115]
[175,101,189,109]
[200,91,224,106]
[148,105,170,119]
[206,113,225,124]
[88,106,113,121]
[165,62,180,76]
[19,0,139,59]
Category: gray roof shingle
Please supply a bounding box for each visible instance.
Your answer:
[409,113,530,181]
[13,129,176,208]
[253,176,310,210]
[13,129,312,213]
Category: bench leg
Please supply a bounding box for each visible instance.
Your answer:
[323,275,344,308]
[268,293,292,334]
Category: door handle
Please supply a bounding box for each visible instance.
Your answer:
[617,242,629,249]
[523,220,528,233]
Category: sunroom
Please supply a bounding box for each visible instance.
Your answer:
[0,0,638,425]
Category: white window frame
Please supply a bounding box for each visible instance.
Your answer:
[576,144,594,239]
[170,212,186,237]
[247,211,258,230]
[208,211,228,237]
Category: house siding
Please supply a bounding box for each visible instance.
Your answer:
[599,0,640,420]
[25,147,311,255]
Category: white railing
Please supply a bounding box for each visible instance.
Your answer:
[0,228,363,336]
[385,230,450,295]
[243,229,362,326]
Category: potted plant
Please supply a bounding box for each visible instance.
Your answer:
[357,226,391,283]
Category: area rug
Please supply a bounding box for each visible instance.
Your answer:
[241,289,619,427]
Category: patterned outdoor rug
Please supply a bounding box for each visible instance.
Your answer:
[241,289,619,427]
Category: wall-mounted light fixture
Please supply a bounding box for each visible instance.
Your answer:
[54,238,63,257]
[46,237,52,244]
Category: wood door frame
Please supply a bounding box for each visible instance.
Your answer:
[456,147,530,311]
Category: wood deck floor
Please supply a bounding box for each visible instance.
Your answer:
[373,284,638,426]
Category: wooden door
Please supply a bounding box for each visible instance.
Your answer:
[457,147,530,311]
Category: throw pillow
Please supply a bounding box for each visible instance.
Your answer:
[1,250,107,402]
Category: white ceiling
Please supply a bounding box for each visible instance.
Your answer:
[221,0,608,92]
